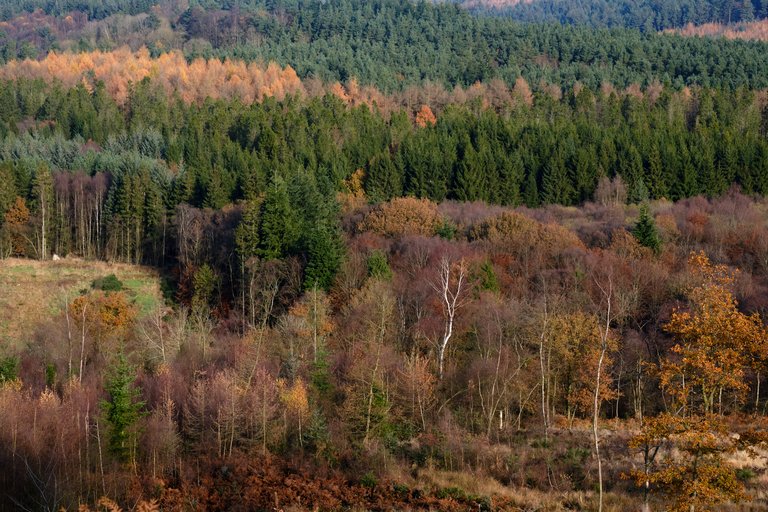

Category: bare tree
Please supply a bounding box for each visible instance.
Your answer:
[592,275,613,512]
[430,257,469,380]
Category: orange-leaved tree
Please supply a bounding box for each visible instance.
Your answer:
[660,252,764,415]
[628,252,768,512]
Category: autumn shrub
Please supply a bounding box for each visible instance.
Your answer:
[358,197,442,237]
[471,211,585,269]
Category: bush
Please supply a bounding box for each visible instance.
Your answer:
[360,472,377,488]
[92,274,124,292]
[358,197,442,237]
[0,356,18,382]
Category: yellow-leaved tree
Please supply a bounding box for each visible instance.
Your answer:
[628,252,768,512]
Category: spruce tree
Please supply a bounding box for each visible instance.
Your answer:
[303,223,344,291]
[632,204,662,255]
[258,175,299,260]
[101,353,145,464]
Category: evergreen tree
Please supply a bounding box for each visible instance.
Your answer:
[101,353,145,464]
[366,250,392,281]
[632,204,662,254]
[365,152,402,203]
[235,197,262,262]
[303,223,344,291]
[258,175,299,260]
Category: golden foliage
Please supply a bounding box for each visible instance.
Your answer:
[0,48,305,105]
[472,211,584,255]
[660,252,766,414]
[279,377,310,422]
[69,291,138,344]
[337,168,367,214]
[358,197,442,237]
[549,312,618,416]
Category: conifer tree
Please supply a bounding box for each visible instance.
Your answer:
[303,222,344,291]
[632,204,661,255]
[101,353,145,464]
[258,175,298,260]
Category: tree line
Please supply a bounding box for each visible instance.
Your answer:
[487,0,768,31]
[6,0,768,90]
[1,76,768,270]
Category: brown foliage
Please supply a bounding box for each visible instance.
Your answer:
[668,19,768,42]
[358,197,443,237]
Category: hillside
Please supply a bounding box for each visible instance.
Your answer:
[472,0,768,31]
[1,0,768,510]
[0,257,162,350]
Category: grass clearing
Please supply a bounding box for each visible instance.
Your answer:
[0,257,163,353]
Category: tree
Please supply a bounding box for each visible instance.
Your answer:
[303,223,344,291]
[628,252,768,512]
[31,164,54,260]
[633,204,661,255]
[430,257,470,380]
[101,353,145,464]
[258,175,299,260]
[4,197,31,257]
[660,252,764,415]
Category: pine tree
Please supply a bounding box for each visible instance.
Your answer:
[303,223,344,291]
[101,353,145,464]
[235,197,262,262]
[258,175,299,260]
[632,204,662,255]
[365,152,402,203]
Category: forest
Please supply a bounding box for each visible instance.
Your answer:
[5,0,768,90]
[0,0,768,511]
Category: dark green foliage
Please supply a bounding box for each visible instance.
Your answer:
[303,223,344,291]
[367,250,393,281]
[92,274,124,292]
[235,197,262,262]
[436,221,457,240]
[497,0,766,31]
[192,264,219,315]
[45,363,56,388]
[0,356,18,382]
[632,204,662,254]
[258,176,299,260]
[101,353,145,463]
[479,260,500,293]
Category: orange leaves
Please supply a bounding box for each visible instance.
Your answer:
[0,48,306,105]
[661,252,766,414]
[627,413,754,512]
[279,377,310,424]
[549,312,618,416]
[415,104,436,128]
[69,291,138,344]
[4,196,29,225]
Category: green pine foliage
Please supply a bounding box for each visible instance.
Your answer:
[101,353,145,463]
[367,250,393,281]
[632,204,662,254]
